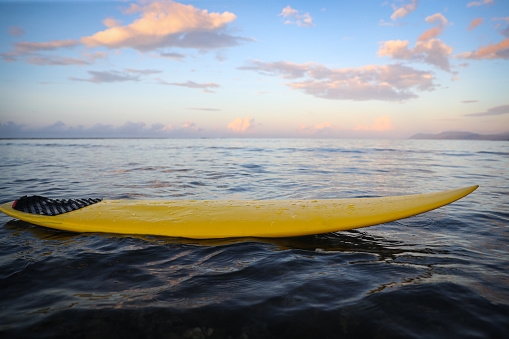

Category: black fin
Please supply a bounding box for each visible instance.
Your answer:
[12,196,102,216]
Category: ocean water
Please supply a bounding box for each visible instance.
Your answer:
[0,138,508,338]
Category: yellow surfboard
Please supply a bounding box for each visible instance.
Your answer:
[0,186,478,239]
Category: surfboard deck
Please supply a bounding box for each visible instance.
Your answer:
[0,186,478,239]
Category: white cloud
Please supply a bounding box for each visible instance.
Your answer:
[279,6,314,27]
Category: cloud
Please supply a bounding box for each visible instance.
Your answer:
[27,56,91,66]
[354,115,393,131]
[240,60,435,101]
[124,68,162,75]
[162,80,220,93]
[279,6,314,27]
[467,0,493,7]
[103,17,122,28]
[390,0,418,21]
[70,70,143,83]
[461,100,478,103]
[227,117,255,133]
[238,60,312,78]
[467,18,484,30]
[0,39,82,62]
[158,51,186,61]
[2,1,251,65]
[13,39,80,53]
[378,39,453,71]
[0,121,205,138]
[187,107,221,111]
[8,26,25,37]
[418,13,448,41]
[464,104,509,117]
[81,0,249,52]
[426,13,448,26]
[299,122,334,135]
[454,38,509,59]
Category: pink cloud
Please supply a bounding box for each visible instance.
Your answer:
[418,26,444,41]
[227,117,255,133]
[467,18,484,30]
[299,122,335,135]
[279,6,314,27]
[378,38,453,71]
[455,38,509,59]
[81,0,245,52]
[2,1,251,65]
[418,13,448,41]
[390,0,418,21]
[354,116,393,131]
[102,17,122,28]
[467,0,493,7]
[240,60,435,101]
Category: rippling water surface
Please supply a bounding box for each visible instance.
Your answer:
[0,138,508,338]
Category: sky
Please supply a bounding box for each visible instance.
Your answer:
[0,0,508,138]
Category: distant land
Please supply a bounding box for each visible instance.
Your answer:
[409,131,509,141]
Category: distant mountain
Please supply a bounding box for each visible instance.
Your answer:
[409,131,509,141]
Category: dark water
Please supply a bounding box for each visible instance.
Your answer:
[0,138,508,338]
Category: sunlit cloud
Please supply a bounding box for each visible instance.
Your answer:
[378,39,453,71]
[464,104,509,117]
[240,60,435,101]
[418,13,448,41]
[102,17,122,28]
[81,0,248,52]
[390,0,418,21]
[454,38,509,60]
[227,117,255,133]
[1,0,251,65]
[467,18,484,30]
[467,0,493,7]
[279,6,314,27]
[354,115,393,131]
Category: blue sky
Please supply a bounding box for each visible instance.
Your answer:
[0,0,508,138]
